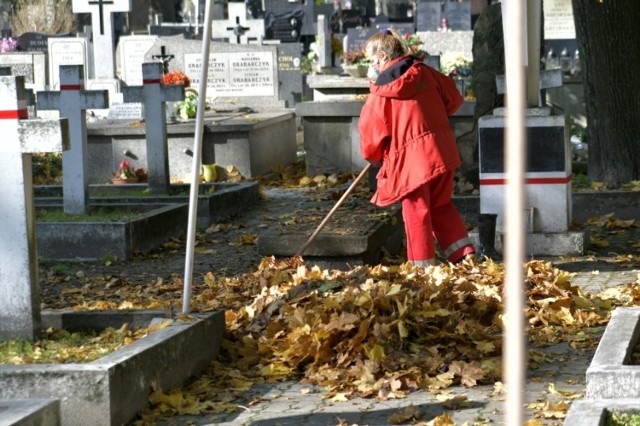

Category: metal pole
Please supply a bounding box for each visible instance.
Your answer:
[503,0,527,424]
[182,0,214,314]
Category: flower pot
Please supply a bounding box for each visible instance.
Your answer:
[111,177,139,185]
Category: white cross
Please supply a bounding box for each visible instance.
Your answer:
[211,2,265,44]
[72,0,132,79]
[37,65,109,214]
[122,62,184,193]
[0,76,69,341]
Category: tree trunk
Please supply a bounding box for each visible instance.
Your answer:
[571,0,640,183]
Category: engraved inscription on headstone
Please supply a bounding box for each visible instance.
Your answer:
[184,51,275,98]
[543,0,575,40]
[48,38,89,89]
[118,35,157,86]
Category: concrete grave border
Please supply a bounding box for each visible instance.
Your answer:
[0,399,60,426]
[0,310,224,426]
[36,203,189,261]
[586,307,640,399]
[565,400,640,426]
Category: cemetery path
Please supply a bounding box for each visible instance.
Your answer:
[40,185,640,302]
[37,184,640,425]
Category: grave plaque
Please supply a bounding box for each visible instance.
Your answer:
[345,27,376,54]
[416,0,442,32]
[445,1,471,31]
[543,0,575,40]
[118,35,158,85]
[184,51,275,98]
[276,42,303,107]
[107,102,143,120]
[479,126,566,174]
[17,31,73,53]
[265,8,304,42]
[48,37,89,89]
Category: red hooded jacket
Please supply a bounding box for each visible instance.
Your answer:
[358,55,463,207]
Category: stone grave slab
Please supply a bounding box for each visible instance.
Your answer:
[0,399,59,426]
[258,193,403,269]
[35,181,261,229]
[36,203,188,261]
[0,310,224,426]
[85,109,297,180]
[586,307,640,399]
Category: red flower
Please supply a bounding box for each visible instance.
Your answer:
[163,71,190,87]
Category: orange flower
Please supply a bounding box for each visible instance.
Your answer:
[163,71,190,87]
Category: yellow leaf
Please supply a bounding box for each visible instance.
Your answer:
[240,234,257,245]
[426,413,455,425]
[548,383,583,399]
[365,344,386,362]
[474,340,495,354]
[397,320,409,338]
[331,393,349,402]
[260,363,292,376]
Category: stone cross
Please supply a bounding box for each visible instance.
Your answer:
[72,0,132,79]
[0,76,69,341]
[123,62,184,193]
[37,65,109,215]
[211,2,264,44]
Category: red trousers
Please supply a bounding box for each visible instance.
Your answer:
[401,170,475,263]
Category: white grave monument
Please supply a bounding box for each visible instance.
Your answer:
[47,37,90,89]
[0,76,69,340]
[122,62,184,193]
[37,65,109,215]
[210,1,265,44]
[118,35,158,86]
[476,1,585,256]
[72,0,132,80]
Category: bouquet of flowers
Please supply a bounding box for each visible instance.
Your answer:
[0,37,18,53]
[113,160,136,179]
[403,33,427,57]
[163,70,190,87]
[440,52,473,79]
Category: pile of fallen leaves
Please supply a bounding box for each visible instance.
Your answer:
[127,256,640,422]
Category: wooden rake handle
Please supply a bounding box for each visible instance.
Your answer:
[296,163,372,257]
